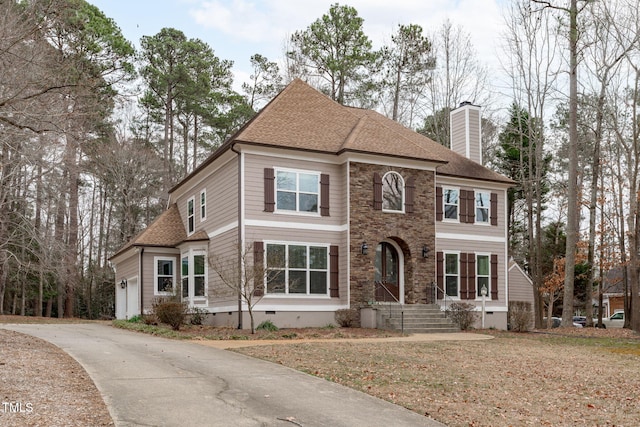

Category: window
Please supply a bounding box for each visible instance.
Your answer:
[194,255,206,297]
[444,188,459,220]
[476,255,490,297]
[476,191,490,224]
[181,251,207,302]
[155,257,174,294]
[187,198,195,234]
[382,172,404,212]
[181,257,188,298]
[445,253,459,297]
[200,190,206,221]
[265,243,328,295]
[276,169,319,213]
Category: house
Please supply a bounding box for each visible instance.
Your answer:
[110,79,514,329]
[508,258,535,329]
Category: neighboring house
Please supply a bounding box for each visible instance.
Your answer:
[508,258,535,329]
[110,79,513,329]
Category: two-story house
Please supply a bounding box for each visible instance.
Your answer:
[110,79,514,329]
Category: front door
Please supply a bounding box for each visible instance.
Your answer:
[374,242,400,302]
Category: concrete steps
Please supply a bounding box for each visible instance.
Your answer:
[378,304,459,333]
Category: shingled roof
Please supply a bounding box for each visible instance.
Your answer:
[234,79,511,184]
[110,204,189,259]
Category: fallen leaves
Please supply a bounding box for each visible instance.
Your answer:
[236,330,640,427]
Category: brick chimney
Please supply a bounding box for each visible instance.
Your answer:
[450,101,482,164]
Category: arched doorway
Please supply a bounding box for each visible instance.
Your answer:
[374,241,404,303]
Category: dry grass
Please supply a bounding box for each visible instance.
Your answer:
[3,314,640,427]
[235,328,640,427]
[0,328,113,427]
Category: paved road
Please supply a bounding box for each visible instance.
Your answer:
[3,323,446,427]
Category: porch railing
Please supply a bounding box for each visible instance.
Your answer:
[374,281,404,334]
[433,282,452,317]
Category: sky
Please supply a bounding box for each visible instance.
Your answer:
[90,0,507,94]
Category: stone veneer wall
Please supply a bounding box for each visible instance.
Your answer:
[349,162,436,315]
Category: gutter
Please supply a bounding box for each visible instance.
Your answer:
[231,142,243,329]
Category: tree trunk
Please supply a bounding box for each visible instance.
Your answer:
[561,0,579,327]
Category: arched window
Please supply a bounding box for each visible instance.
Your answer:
[382,172,404,212]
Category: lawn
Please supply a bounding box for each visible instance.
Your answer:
[233,328,640,427]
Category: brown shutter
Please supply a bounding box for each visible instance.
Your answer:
[320,174,330,216]
[459,189,467,223]
[436,251,444,299]
[468,254,476,298]
[490,193,498,226]
[329,245,339,297]
[436,186,443,221]
[405,176,415,213]
[460,253,468,299]
[467,190,475,223]
[264,168,275,212]
[253,241,265,296]
[373,172,383,210]
[491,254,498,300]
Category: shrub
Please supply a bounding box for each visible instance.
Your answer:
[189,306,208,325]
[152,297,187,331]
[446,302,478,331]
[509,301,533,332]
[142,314,158,325]
[127,315,142,323]
[334,308,359,327]
[256,320,279,332]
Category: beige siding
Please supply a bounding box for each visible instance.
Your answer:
[435,239,507,307]
[246,226,349,307]
[468,109,481,163]
[114,253,138,283]
[508,263,534,305]
[174,157,239,236]
[244,153,347,226]
[436,181,508,240]
[207,228,242,310]
[450,109,466,156]
[141,249,180,312]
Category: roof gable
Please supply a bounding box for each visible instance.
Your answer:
[110,204,187,259]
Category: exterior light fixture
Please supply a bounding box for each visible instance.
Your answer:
[361,242,368,255]
[422,245,429,258]
[120,279,127,289]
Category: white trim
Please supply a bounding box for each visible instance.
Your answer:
[465,107,470,159]
[442,186,460,222]
[208,304,349,313]
[208,221,239,239]
[436,233,506,243]
[381,171,405,213]
[474,189,491,225]
[180,248,208,307]
[246,219,348,232]
[474,253,491,301]
[187,197,195,235]
[346,162,351,308]
[273,167,321,215]
[153,256,176,296]
[377,239,405,304]
[199,189,207,222]
[237,143,443,171]
[443,250,461,299]
[263,241,331,297]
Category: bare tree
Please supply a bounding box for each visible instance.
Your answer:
[208,243,282,333]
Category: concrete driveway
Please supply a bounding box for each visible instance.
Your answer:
[3,323,446,427]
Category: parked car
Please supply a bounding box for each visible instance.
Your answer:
[543,317,583,328]
[601,311,625,329]
[573,316,587,327]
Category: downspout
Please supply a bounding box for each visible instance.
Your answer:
[139,247,144,315]
[231,143,243,329]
